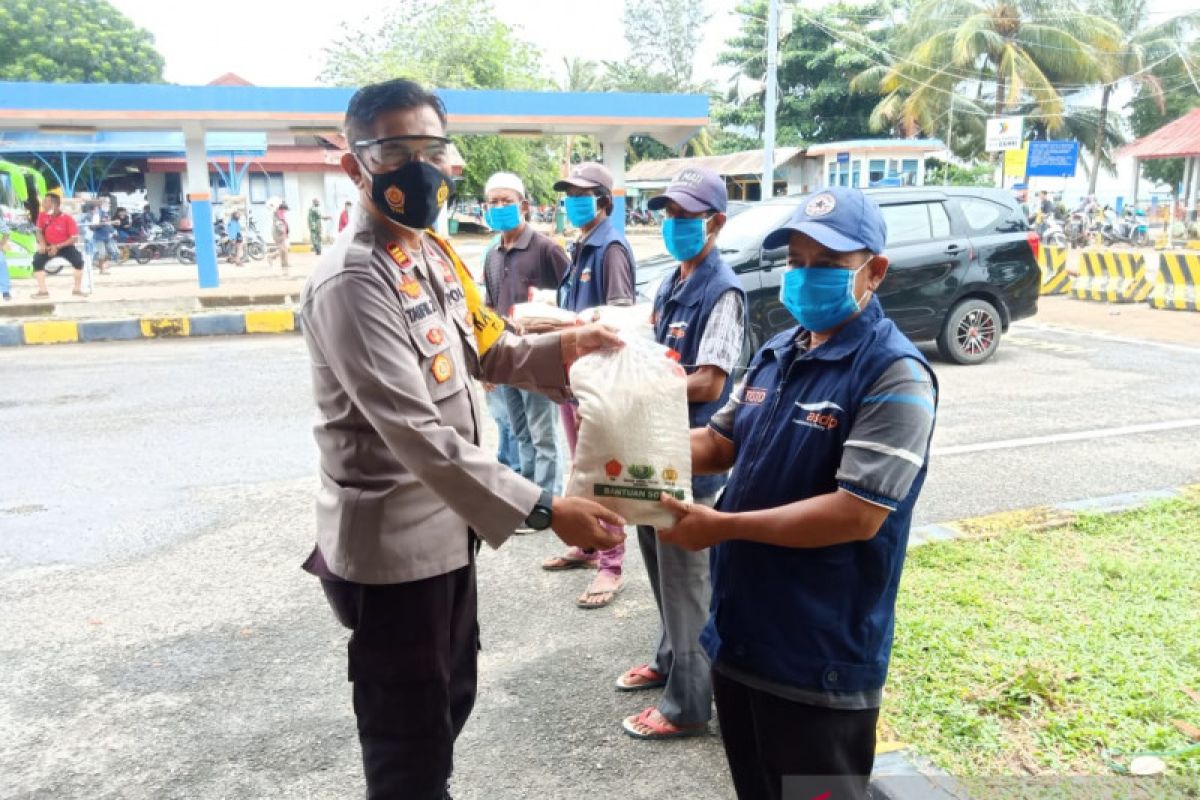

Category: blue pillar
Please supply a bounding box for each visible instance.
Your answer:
[184,126,219,288]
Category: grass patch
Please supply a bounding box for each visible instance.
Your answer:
[887,497,1200,780]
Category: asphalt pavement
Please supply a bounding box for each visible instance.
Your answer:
[1,320,1199,798]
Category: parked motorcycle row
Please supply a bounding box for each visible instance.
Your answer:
[1036,206,1150,250]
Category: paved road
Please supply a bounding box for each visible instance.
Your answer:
[1,322,1199,798]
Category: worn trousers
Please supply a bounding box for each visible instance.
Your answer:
[559,402,624,573]
[321,560,478,800]
[634,494,716,726]
[711,668,878,800]
[497,384,559,494]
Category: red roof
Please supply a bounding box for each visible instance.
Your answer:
[1119,108,1200,160]
[207,72,254,86]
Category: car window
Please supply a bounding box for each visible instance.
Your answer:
[930,202,951,238]
[717,203,798,254]
[959,198,1005,231]
[883,203,936,244]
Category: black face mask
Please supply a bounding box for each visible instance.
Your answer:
[364,160,453,230]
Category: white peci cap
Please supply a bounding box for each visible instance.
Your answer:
[484,172,526,198]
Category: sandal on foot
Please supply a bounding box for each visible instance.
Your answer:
[31,291,50,299]
[622,707,707,740]
[576,572,622,609]
[616,664,667,692]
[541,553,599,571]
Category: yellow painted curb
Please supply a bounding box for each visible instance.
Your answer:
[245,309,295,333]
[876,741,909,755]
[140,317,190,338]
[23,320,79,345]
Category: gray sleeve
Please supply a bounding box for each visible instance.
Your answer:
[603,244,635,306]
[836,358,936,510]
[707,384,743,440]
[694,290,745,374]
[543,238,570,286]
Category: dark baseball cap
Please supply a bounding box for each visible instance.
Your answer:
[762,187,887,254]
[647,167,727,214]
[554,162,614,193]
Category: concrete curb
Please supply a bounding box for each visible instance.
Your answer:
[0,308,299,346]
[907,484,1197,550]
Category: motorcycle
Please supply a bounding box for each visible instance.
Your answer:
[1040,215,1067,248]
[1064,212,1091,249]
[1100,208,1149,246]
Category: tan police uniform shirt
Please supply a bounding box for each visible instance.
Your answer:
[300,210,570,584]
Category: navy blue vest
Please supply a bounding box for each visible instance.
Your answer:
[702,298,938,694]
[653,248,745,499]
[558,216,635,312]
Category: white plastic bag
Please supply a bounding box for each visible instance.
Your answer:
[566,331,692,529]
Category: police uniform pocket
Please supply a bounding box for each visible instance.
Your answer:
[410,322,463,402]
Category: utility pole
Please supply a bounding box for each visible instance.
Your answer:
[762,0,779,201]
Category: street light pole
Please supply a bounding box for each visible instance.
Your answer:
[762,0,779,201]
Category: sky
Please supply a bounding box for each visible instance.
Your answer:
[107,0,744,89]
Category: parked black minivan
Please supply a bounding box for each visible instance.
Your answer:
[635,187,1041,365]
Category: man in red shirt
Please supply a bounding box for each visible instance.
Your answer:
[32,193,85,298]
[338,200,352,233]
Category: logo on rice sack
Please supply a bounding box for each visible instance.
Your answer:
[605,459,623,479]
[662,467,679,483]
[626,464,655,481]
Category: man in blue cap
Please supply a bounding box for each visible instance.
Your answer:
[656,186,938,799]
[617,167,745,740]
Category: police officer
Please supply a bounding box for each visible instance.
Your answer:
[299,78,626,800]
[658,187,938,800]
[617,167,745,741]
[542,162,637,609]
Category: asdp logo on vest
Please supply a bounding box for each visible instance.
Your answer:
[795,400,843,431]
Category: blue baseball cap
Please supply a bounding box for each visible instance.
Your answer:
[763,187,888,254]
[647,167,728,214]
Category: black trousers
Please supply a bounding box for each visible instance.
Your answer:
[321,561,478,800]
[712,668,879,800]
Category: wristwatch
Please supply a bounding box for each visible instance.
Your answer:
[524,489,554,531]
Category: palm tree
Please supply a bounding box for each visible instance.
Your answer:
[857,0,1121,139]
[1085,0,1200,194]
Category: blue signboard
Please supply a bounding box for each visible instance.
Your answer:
[836,151,850,164]
[1026,140,1079,177]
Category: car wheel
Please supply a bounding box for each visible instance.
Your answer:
[937,298,1001,365]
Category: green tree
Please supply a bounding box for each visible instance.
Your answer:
[856,0,1120,142]
[1085,0,1200,194]
[721,0,902,145]
[321,0,563,201]
[1129,61,1200,192]
[622,0,710,88]
[0,0,164,82]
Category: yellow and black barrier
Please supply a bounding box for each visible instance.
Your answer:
[1150,252,1200,312]
[1037,246,1071,295]
[1071,251,1152,304]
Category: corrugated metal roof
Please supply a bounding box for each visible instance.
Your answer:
[626,147,804,181]
[804,138,944,155]
[1119,108,1200,160]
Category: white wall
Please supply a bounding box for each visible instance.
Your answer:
[144,173,167,213]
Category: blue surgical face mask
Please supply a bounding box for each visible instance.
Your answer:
[662,216,708,262]
[778,257,873,332]
[486,203,521,232]
[564,195,598,228]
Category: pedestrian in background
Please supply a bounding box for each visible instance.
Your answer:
[32,193,85,298]
[338,200,352,232]
[227,211,245,266]
[272,201,290,271]
[541,162,637,609]
[308,198,329,255]
[0,216,12,301]
[482,171,569,511]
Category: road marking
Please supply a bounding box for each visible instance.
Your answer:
[934,418,1200,457]
[1005,335,1087,355]
[1015,322,1200,355]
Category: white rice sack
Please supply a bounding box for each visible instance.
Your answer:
[566,334,691,528]
[575,303,657,343]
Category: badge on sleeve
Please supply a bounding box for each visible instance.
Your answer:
[431,353,453,384]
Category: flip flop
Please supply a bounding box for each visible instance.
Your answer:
[541,553,599,571]
[616,664,667,692]
[576,573,623,609]
[621,707,707,740]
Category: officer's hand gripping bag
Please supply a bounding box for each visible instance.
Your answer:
[565,313,692,529]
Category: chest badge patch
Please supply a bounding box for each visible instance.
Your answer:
[431,353,453,384]
[668,321,688,339]
[426,327,446,346]
[398,273,423,300]
[743,387,768,405]
[579,267,592,283]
